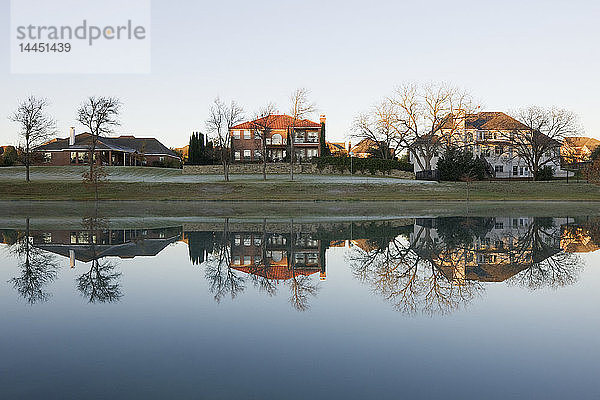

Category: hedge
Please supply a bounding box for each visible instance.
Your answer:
[312,156,413,175]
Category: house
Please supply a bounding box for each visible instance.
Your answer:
[410,111,564,179]
[34,128,180,167]
[349,138,393,158]
[561,136,600,164]
[327,142,348,157]
[229,115,324,162]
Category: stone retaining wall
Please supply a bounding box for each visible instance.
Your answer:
[182,163,414,179]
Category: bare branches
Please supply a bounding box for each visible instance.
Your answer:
[76,96,121,194]
[10,96,56,182]
[252,102,278,180]
[288,88,316,180]
[206,97,244,182]
[353,82,476,170]
[510,106,580,179]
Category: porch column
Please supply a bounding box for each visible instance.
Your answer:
[123,153,126,166]
[109,150,112,166]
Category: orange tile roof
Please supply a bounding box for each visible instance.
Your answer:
[232,265,320,281]
[231,115,321,130]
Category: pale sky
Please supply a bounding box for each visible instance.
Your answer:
[1,0,599,147]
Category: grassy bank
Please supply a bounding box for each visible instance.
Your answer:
[1,180,600,201]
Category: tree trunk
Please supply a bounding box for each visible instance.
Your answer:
[290,127,294,181]
[262,138,267,181]
[25,140,30,183]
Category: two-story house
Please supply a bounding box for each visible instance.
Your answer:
[229,115,324,162]
[410,111,563,179]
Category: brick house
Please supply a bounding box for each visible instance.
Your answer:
[229,115,324,162]
[34,128,180,167]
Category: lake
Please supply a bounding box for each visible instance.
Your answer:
[1,204,599,399]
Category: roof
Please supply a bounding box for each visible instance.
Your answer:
[327,142,346,151]
[441,112,530,131]
[351,138,381,154]
[35,133,178,157]
[564,136,600,150]
[231,265,321,281]
[231,115,321,130]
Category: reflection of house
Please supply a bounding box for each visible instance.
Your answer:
[561,226,600,253]
[30,226,182,266]
[230,115,324,162]
[561,137,600,164]
[34,129,180,167]
[412,217,566,285]
[410,111,565,179]
[228,231,326,281]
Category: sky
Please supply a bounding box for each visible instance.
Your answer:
[1,0,599,147]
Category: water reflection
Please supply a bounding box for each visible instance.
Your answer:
[1,215,598,313]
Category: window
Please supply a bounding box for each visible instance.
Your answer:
[42,232,52,243]
[271,134,282,145]
[244,236,251,246]
[295,132,305,143]
[495,146,503,155]
[307,148,318,158]
[254,131,261,140]
[494,222,504,229]
[495,165,504,173]
[233,130,240,139]
[43,152,52,163]
[234,151,241,160]
[234,235,241,245]
[244,256,252,265]
[513,166,518,176]
[254,150,262,159]
[307,132,319,143]
[483,148,491,157]
[243,149,251,159]
[243,130,251,140]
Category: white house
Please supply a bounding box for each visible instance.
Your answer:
[410,111,566,179]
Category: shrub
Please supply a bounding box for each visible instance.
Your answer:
[0,146,18,167]
[535,166,554,181]
[312,156,412,175]
[438,147,489,181]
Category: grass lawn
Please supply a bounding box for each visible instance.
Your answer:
[1,179,600,201]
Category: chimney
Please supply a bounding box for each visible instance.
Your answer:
[69,127,75,146]
[320,115,326,124]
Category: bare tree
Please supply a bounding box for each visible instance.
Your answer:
[10,96,56,182]
[206,97,244,182]
[352,99,404,159]
[76,96,121,199]
[288,88,317,180]
[9,218,59,304]
[252,102,278,181]
[509,106,579,180]
[383,82,475,171]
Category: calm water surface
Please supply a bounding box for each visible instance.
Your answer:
[1,212,599,399]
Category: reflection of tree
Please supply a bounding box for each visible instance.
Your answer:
[75,207,122,303]
[202,219,246,302]
[351,216,586,314]
[508,218,581,290]
[9,218,59,304]
[199,219,321,311]
[349,226,483,316]
[77,259,122,303]
[288,273,319,312]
